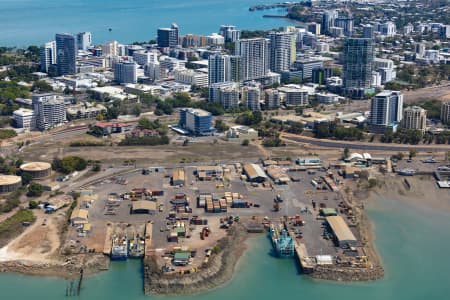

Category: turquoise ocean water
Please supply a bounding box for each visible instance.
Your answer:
[1,196,450,300]
[0,0,297,46]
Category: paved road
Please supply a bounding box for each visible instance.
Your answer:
[282,133,450,152]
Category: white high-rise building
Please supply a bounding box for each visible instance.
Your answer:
[403,24,414,36]
[219,25,241,42]
[114,60,138,84]
[32,94,66,131]
[133,50,159,66]
[379,22,396,37]
[235,38,269,81]
[268,31,296,74]
[415,43,426,57]
[208,54,241,85]
[103,40,119,56]
[145,61,163,81]
[76,32,92,51]
[205,33,225,46]
[321,10,338,35]
[370,91,403,132]
[40,41,56,73]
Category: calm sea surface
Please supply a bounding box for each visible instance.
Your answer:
[0,0,298,46]
[1,196,449,300]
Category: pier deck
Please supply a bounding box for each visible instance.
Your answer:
[295,243,316,273]
[144,222,153,257]
[103,225,113,256]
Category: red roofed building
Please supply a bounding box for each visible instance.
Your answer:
[94,122,134,136]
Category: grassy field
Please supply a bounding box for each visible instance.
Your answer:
[0,209,36,248]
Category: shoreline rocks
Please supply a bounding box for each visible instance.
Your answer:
[144,224,248,295]
[0,254,109,278]
[310,265,384,281]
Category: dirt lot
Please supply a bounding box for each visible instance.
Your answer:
[19,139,264,166]
[403,81,450,103]
[1,209,65,262]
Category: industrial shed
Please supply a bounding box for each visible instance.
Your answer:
[196,166,223,180]
[70,208,89,225]
[171,168,185,186]
[243,163,267,183]
[131,201,156,214]
[266,165,290,184]
[326,216,357,248]
[320,208,337,217]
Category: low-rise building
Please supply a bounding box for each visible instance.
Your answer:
[279,86,309,107]
[225,125,258,143]
[316,92,339,104]
[196,165,223,180]
[326,215,357,248]
[179,108,215,136]
[243,163,267,183]
[131,201,156,214]
[266,165,290,184]
[93,122,134,136]
[171,168,186,186]
[296,157,323,166]
[173,68,208,87]
[90,86,138,101]
[13,108,35,131]
[66,103,107,120]
[70,208,89,225]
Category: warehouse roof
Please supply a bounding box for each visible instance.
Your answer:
[243,163,267,179]
[326,216,357,244]
[174,252,190,260]
[266,165,289,183]
[196,165,222,172]
[132,201,156,211]
[172,168,185,182]
[70,208,89,221]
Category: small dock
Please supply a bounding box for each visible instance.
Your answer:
[144,222,153,257]
[103,225,113,256]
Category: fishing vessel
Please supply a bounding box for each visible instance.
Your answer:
[128,234,145,258]
[269,223,295,258]
[111,235,128,261]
